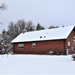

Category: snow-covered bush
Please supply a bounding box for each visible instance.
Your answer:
[72,54,75,60]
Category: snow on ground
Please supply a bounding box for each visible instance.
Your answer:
[0,54,75,75]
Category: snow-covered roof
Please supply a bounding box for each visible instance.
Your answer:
[11,25,75,43]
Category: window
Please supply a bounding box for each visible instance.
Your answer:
[68,41,70,46]
[18,44,24,49]
[68,41,70,49]
[32,43,36,48]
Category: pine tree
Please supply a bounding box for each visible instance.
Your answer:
[36,23,45,30]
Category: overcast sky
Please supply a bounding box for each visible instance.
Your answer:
[0,0,75,33]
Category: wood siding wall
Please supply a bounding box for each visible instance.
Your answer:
[13,40,65,55]
[66,28,75,54]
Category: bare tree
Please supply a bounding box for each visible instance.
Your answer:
[8,22,16,41]
[26,20,35,32]
[8,19,35,41]
[0,3,6,11]
[16,19,26,33]
[48,25,59,29]
[0,3,7,24]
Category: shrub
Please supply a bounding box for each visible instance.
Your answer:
[72,54,75,60]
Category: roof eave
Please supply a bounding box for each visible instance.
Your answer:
[11,38,67,44]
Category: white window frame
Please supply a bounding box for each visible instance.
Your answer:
[18,43,24,49]
[68,41,70,46]
[32,43,36,48]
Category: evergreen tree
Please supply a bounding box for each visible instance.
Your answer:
[36,23,45,30]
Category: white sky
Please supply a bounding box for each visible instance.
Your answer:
[0,0,75,33]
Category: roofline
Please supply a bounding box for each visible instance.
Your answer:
[66,26,75,39]
[11,25,75,44]
[11,38,66,44]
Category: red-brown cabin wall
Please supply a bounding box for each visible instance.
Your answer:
[13,40,65,55]
[66,27,75,54]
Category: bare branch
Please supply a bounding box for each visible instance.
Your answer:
[0,3,7,11]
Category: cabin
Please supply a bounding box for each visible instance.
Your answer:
[11,26,75,55]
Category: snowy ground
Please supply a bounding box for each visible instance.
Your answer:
[0,54,75,75]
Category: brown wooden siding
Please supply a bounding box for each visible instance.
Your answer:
[66,28,75,54]
[13,40,65,55]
